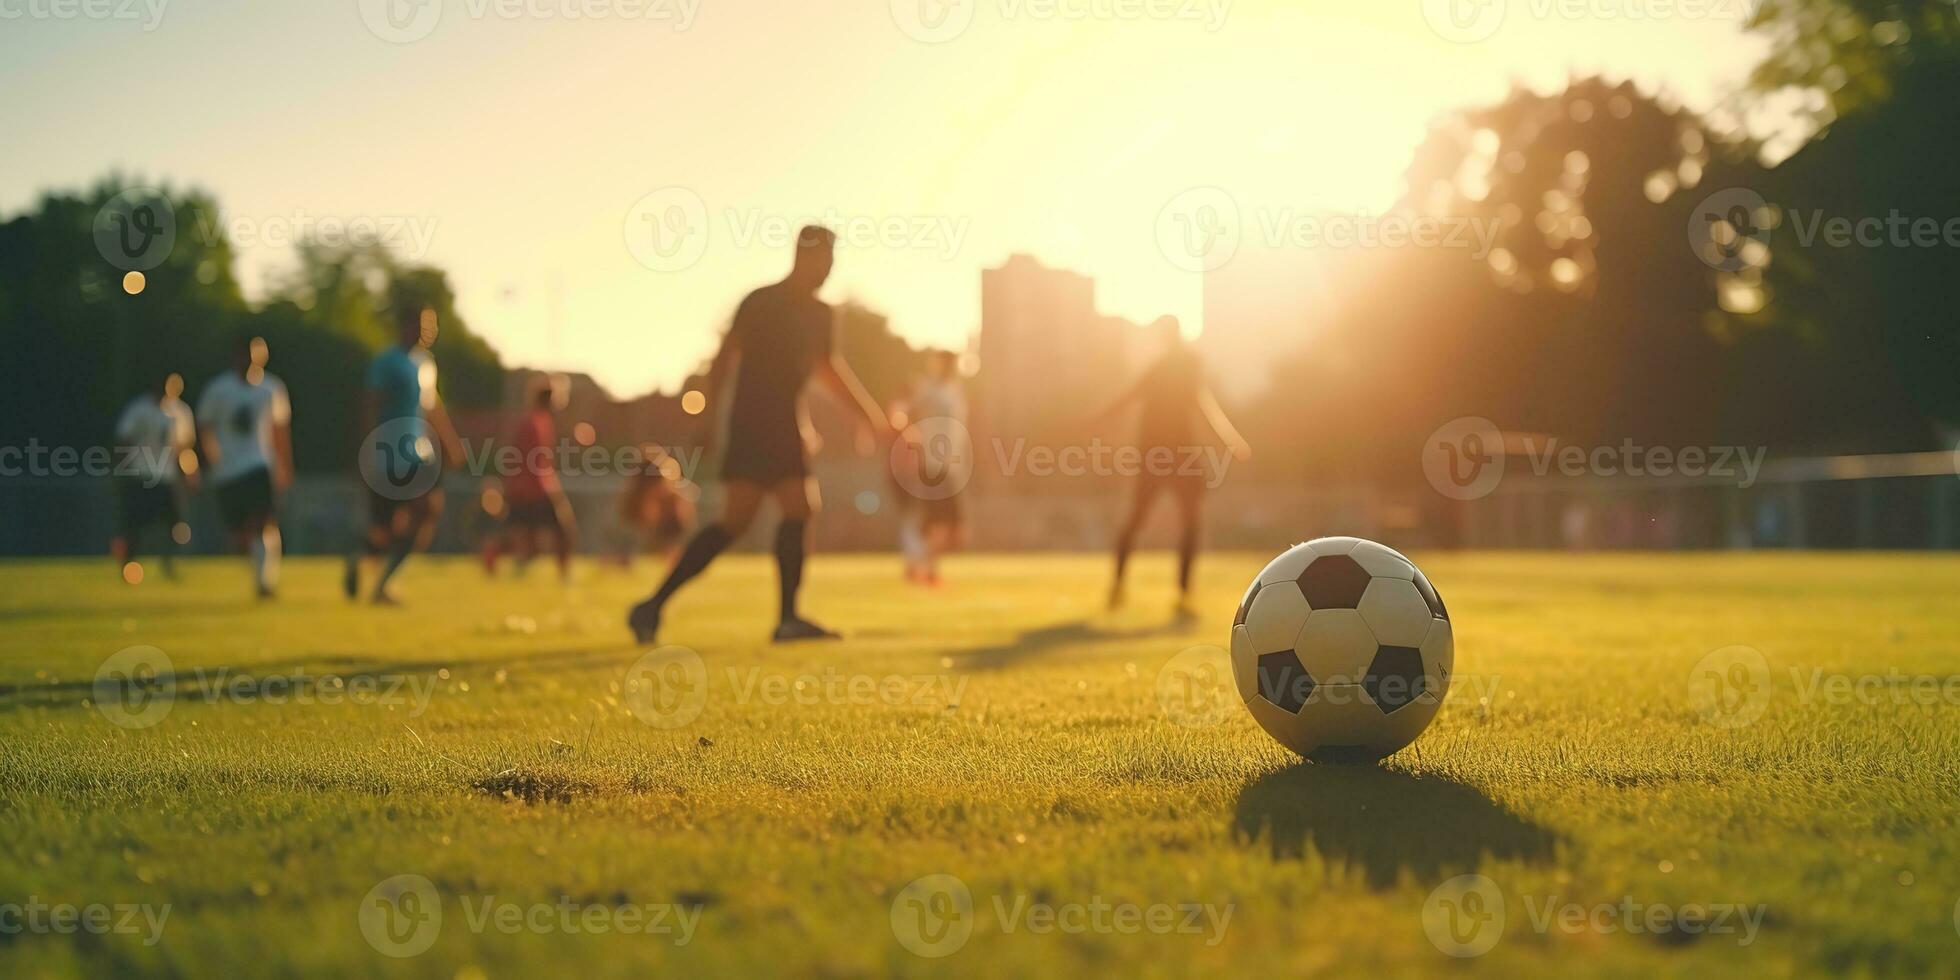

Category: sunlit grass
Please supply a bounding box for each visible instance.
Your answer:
[1,552,1956,977]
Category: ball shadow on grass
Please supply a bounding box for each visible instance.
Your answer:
[1233,763,1557,889]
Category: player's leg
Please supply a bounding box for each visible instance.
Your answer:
[550,494,578,582]
[1111,476,1165,609]
[481,505,509,576]
[512,521,537,574]
[232,470,279,598]
[240,513,270,597]
[896,496,927,582]
[346,490,394,600]
[1173,482,1205,618]
[214,474,255,592]
[371,489,439,604]
[628,480,762,643]
[768,476,836,641]
[923,497,965,585]
[158,487,184,579]
[256,517,283,599]
[111,480,139,578]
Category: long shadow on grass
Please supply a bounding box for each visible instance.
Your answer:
[1234,764,1557,889]
[954,619,1187,671]
[0,644,631,715]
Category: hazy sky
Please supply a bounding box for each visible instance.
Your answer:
[1,0,1767,396]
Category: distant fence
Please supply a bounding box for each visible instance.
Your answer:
[1,452,1954,557]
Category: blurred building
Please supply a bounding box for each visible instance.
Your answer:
[975,254,1137,450]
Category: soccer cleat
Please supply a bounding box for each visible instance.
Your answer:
[627,600,663,645]
[342,559,359,601]
[772,617,842,643]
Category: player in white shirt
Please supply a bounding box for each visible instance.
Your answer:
[196,335,294,599]
[112,372,198,580]
[890,350,969,585]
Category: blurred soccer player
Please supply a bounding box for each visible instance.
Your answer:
[628,227,893,644]
[892,349,968,585]
[111,372,198,580]
[614,446,695,569]
[344,305,463,606]
[1095,316,1250,617]
[196,336,294,599]
[482,375,578,582]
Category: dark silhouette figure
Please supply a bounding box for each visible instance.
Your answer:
[1093,316,1250,617]
[629,227,893,644]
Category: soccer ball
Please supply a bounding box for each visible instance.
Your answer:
[1231,537,1453,763]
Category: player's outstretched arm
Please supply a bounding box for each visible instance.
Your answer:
[1198,385,1251,461]
[197,425,222,482]
[1077,373,1145,435]
[272,418,295,491]
[428,397,464,468]
[694,327,743,456]
[818,355,895,442]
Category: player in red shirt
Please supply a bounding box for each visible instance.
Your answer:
[483,376,578,582]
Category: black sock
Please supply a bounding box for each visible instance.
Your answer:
[1178,520,1201,594]
[775,520,807,623]
[1113,527,1138,588]
[374,537,413,594]
[650,525,733,609]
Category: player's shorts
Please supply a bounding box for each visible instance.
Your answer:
[117,479,181,534]
[721,426,808,485]
[367,483,442,529]
[215,467,276,531]
[506,494,569,531]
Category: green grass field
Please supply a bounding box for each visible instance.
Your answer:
[3,552,1958,978]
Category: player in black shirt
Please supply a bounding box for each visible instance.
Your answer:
[629,227,892,643]
[1097,317,1251,618]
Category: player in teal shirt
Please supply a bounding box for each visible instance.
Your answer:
[345,304,461,605]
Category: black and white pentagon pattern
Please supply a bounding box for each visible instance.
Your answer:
[1293,540,1449,715]
[1238,539,1451,721]
[1256,650,1315,714]
[1296,554,1372,610]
